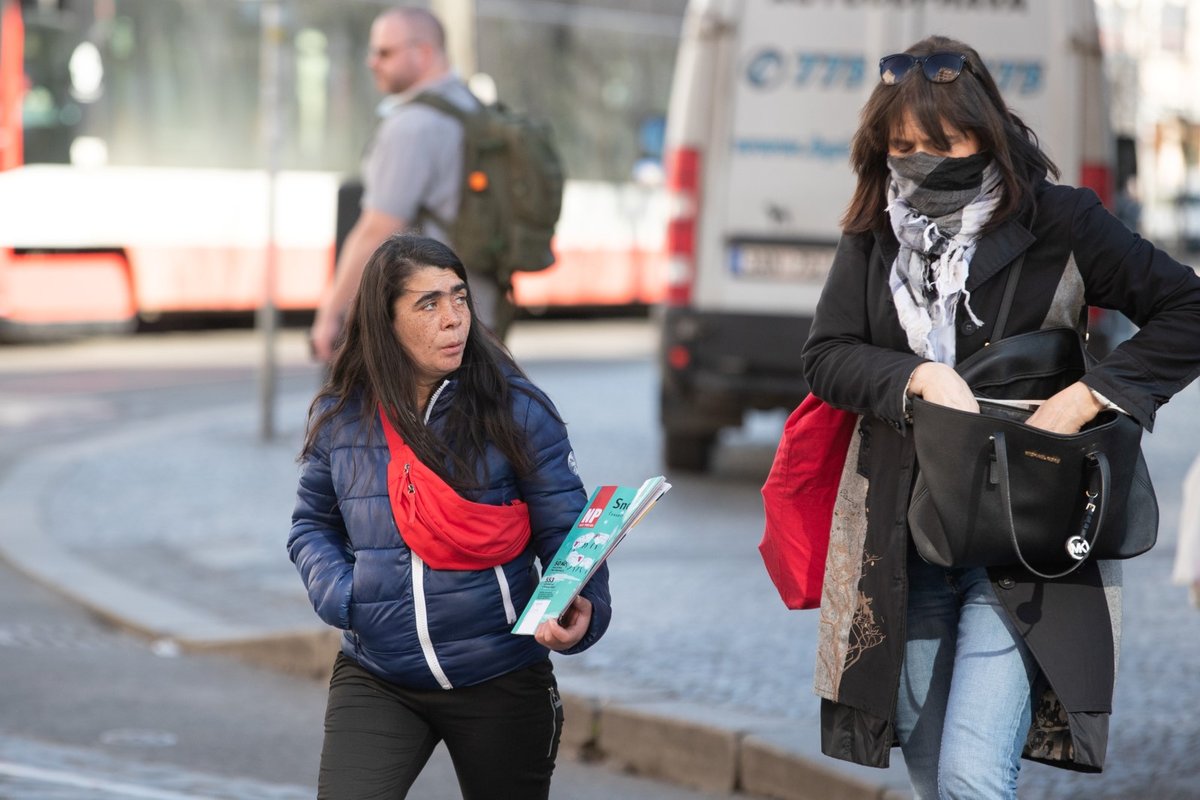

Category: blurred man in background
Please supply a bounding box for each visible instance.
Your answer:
[310,6,498,362]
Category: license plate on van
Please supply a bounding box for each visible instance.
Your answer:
[729,244,835,282]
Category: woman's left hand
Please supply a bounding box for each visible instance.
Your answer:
[1024,382,1104,434]
[534,596,592,652]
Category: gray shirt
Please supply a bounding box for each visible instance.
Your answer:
[361,74,478,243]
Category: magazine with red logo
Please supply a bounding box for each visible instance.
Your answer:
[512,476,670,635]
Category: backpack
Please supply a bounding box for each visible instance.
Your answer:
[412,91,564,280]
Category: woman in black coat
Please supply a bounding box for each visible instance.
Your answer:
[801,35,1200,799]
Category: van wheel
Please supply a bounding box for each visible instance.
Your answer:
[664,431,715,472]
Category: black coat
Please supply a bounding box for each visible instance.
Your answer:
[801,182,1200,771]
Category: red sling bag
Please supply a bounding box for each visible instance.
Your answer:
[381,409,531,570]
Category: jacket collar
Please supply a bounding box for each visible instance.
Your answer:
[963,217,1035,290]
[422,378,455,425]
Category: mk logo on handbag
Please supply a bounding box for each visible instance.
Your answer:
[1066,535,1092,560]
[1023,450,1062,464]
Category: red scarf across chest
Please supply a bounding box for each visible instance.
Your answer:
[380,408,531,570]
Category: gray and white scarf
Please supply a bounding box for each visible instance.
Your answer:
[887,151,1002,365]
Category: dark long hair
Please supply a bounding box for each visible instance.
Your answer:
[300,234,541,489]
[841,35,1059,234]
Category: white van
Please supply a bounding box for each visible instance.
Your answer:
[658,0,1114,470]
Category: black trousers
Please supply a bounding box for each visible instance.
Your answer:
[317,652,563,799]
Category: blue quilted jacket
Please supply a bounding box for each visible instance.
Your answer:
[288,374,610,689]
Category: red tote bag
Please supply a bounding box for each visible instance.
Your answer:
[758,393,857,610]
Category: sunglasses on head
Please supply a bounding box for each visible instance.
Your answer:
[879,52,973,85]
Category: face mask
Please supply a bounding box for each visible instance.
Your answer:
[888,151,991,218]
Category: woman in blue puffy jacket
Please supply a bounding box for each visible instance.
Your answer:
[288,233,611,799]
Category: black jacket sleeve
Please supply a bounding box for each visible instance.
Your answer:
[802,231,927,428]
[1068,188,1200,430]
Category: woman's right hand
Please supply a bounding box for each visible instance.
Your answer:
[907,362,979,413]
[534,596,593,652]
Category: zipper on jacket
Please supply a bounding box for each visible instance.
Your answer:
[494,565,517,624]
[411,381,455,690]
[411,551,454,690]
[423,380,450,424]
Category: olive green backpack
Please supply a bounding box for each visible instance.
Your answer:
[413,92,565,281]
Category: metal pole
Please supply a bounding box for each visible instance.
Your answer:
[429,0,477,76]
[257,0,284,441]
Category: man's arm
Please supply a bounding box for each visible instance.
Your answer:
[310,208,407,362]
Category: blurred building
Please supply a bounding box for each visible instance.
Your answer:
[1096,0,1200,249]
[471,0,686,183]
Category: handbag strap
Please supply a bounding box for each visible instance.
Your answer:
[991,430,1110,579]
[988,252,1025,343]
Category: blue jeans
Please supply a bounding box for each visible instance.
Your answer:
[895,547,1039,800]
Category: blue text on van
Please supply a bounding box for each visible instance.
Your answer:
[745,49,1044,95]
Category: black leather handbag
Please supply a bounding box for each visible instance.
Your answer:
[907,256,1158,579]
